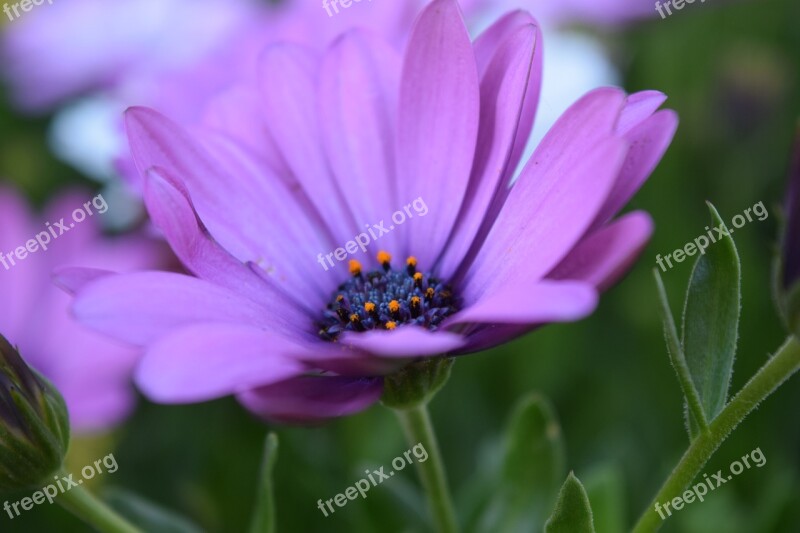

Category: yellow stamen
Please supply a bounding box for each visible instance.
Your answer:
[385,321,397,330]
[425,287,435,299]
[411,296,421,307]
[336,294,344,303]
[388,300,400,313]
[349,260,362,276]
[377,250,392,265]
[364,302,376,313]
[406,256,417,267]
[349,313,360,323]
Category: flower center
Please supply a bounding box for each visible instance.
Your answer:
[318,251,459,341]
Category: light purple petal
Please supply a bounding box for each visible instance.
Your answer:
[258,43,357,245]
[550,211,654,291]
[339,326,466,359]
[593,108,678,225]
[53,267,116,295]
[464,135,628,303]
[125,107,336,300]
[319,30,402,261]
[135,323,306,403]
[72,272,276,346]
[438,22,540,278]
[446,280,597,326]
[142,166,320,316]
[237,376,383,425]
[614,90,667,135]
[396,0,480,267]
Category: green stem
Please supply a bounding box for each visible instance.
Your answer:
[632,335,800,533]
[394,404,459,533]
[249,433,278,533]
[56,471,142,533]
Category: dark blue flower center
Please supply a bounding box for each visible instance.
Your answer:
[318,252,458,341]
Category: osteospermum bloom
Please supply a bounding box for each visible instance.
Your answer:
[68,1,677,424]
[0,186,167,432]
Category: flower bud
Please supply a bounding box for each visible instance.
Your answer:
[0,334,69,491]
[776,125,800,338]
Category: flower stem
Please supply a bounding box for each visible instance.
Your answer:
[394,404,459,533]
[56,472,142,533]
[632,335,800,533]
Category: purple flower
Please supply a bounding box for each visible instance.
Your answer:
[0,187,168,432]
[69,1,677,424]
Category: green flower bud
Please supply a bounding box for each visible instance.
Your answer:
[0,334,69,491]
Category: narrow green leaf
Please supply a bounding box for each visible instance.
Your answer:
[583,466,625,533]
[653,269,709,433]
[544,472,595,533]
[476,393,565,533]
[249,433,278,533]
[682,202,741,437]
[104,488,202,533]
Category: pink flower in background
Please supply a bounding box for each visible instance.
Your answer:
[67,1,677,424]
[0,186,168,432]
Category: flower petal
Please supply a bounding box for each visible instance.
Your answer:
[258,43,356,245]
[464,134,628,302]
[339,326,466,359]
[396,0,480,266]
[72,272,278,346]
[593,108,678,225]
[126,106,335,297]
[446,280,597,326]
[438,22,541,278]
[135,323,306,403]
[550,211,654,291]
[319,30,402,260]
[142,166,323,315]
[237,376,383,425]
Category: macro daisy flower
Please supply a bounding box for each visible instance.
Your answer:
[67,0,677,423]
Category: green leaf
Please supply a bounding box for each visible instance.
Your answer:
[249,433,278,533]
[544,472,595,533]
[583,466,625,533]
[653,269,709,433]
[682,202,741,437]
[476,393,565,533]
[103,487,203,533]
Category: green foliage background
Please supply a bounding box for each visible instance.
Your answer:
[1,0,798,530]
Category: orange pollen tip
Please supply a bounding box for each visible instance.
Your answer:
[364,302,376,313]
[413,272,423,282]
[385,321,397,330]
[388,300,400,313]
[406,256,417,267]
[411,296,421,306]
[426,287,435,298]
[336,294,344,302]
[349,313,360,323]
[377,251,392,264]
[348,260,362,276]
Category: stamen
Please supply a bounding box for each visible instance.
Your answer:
[318,255,458,340]
[377,251,392,271]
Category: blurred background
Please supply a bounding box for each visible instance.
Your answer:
[1,0,798,531]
